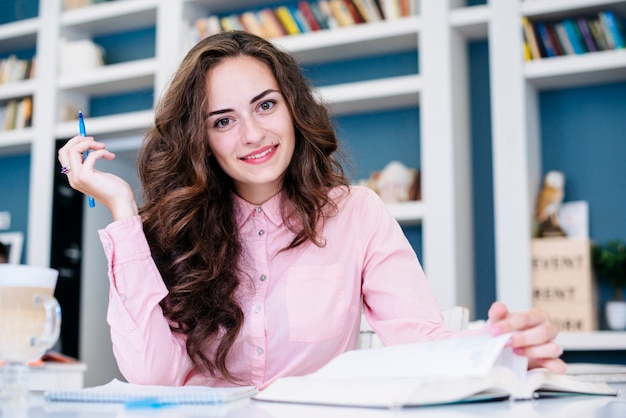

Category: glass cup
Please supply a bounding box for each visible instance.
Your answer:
[0,264,62,401]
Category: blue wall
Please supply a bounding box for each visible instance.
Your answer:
[539,81,626,244]
[0,153,30,263]
[468,41,495,319]
[0,0,38,24]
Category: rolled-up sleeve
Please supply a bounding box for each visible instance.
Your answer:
[98,215,192,385]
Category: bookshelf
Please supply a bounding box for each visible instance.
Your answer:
[490,0,626,312]
[1,0,624,383]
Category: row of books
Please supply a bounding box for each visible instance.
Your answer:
[0,97,33,131]
[190,0,419,43]
[522,10,626,60]
[0,56,35,85]
[63,0,112,11]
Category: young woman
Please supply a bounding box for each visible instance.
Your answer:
[58,31,565,389]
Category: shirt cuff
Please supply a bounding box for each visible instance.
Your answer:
[98,215,151,265]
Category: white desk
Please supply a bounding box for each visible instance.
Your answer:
[4,383,625,418]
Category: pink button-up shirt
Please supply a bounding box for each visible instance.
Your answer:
[98,186,458,390]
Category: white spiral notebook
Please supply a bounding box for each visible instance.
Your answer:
[44,378,257,406]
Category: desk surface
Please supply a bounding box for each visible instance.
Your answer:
[3,382,625,418]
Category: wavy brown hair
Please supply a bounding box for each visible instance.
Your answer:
[137,31,349,383]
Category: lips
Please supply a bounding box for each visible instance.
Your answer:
[241,144,278,162]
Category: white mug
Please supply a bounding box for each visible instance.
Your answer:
[0,265,62,364]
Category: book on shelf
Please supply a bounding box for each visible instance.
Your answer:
[253,333,617,408]
[599,10,626,49]
[577,18,599,53]
[329,0,356,27]
[379,0,401,20]
[588,18,610,50]
[1,97,32,131]
[259,8,287,38]
[522,16,543,60]
[290,5,312,33]
[343,0,366,24]
[275,5,302,35]
[0,55,35,84]
[554,22,576,55]
[562,19,588,54]
[318,0,340,29]
[239,11,267,38]
[298,1,322,31]
[536,22,559,57]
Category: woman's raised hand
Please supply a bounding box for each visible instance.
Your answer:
[58,135,138,221]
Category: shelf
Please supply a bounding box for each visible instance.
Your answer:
[318,74,421,115]
[61,0,159,35]
[0,128,33,155]
[0,79,36,101]
[450,4,489,40]
[525,49,626,89]
[522,0,626,19]
[387,201,424,226]
[275,16,420,64]
[0,17,39,53]
[184,0,272,15]
[557,331,626,351]
[55,110,153,139]
[57,58,157,95]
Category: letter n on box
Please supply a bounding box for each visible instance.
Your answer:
[531,238,598,332]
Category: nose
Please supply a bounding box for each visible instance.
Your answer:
[241,115,265,145]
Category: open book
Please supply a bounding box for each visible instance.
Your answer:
[253,333,617,408]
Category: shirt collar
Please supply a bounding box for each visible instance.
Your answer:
[233,192,285,229]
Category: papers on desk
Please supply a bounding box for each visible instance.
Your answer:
[44,378,257,406]
[566,363,626,383]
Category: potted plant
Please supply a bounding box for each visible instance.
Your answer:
[591,240,626,330]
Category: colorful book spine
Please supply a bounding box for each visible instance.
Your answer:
[599,10,626,49]
[554,22,575,55]
[298,1,322,31]
[521,17,542,59]
[535,22,558,57]
[562,19,587,54]
[275,6,301,35]
[576,18,598,52]
[588,18,610,50]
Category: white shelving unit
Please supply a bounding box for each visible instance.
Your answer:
[0,0,475,312]
[489,0,626,346]
[2,0,623,384]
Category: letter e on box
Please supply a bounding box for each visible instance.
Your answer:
[531,238,598,332]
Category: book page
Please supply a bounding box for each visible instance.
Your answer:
[311,333,513,380]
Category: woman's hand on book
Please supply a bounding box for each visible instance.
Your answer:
[487,301,567,374]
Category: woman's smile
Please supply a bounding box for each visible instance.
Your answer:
[241,144,279,163]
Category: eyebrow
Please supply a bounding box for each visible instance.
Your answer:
[207,89,280,117]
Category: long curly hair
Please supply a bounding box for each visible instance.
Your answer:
[137,31,349,383]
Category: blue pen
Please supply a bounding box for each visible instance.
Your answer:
[124,397,175,410]
[78,111,96,208]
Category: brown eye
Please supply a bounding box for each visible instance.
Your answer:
[259,100,276,111]
[215,117,231,128]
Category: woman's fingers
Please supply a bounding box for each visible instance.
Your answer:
[58,135,114,194]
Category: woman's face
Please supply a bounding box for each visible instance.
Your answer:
[205,55,296,205]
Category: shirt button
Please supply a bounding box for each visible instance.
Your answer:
[256,347,264,355]
[258,229,265,236]
[255,207,263,213]
[119,294,127,302]
[253,305,261,313]
[260,274,267,282]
